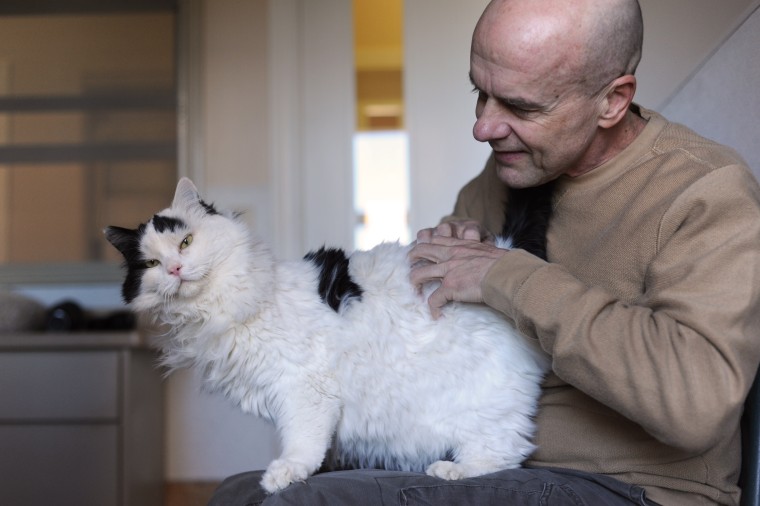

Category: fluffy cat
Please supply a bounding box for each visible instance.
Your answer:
[105,178,551,493]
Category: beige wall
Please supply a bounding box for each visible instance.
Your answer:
[0,13,175,264]
[0,13,173,95]
[0,61,9,262]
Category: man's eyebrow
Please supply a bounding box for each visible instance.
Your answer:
[468,72,546,111]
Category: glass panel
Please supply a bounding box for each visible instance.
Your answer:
[353,0,409,248]
[0,11,176,269]
[353,131,410,249]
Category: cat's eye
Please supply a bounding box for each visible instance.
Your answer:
[180,234,193,250]
[145,259,160,268]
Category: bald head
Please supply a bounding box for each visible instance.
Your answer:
[583,0,643,92]
[474,0,643,95]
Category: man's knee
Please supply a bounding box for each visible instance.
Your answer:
[209,471,268,506]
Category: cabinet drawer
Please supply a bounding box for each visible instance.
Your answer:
[0,424,118,506]
[0,351,119,420]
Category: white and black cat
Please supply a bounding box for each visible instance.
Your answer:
[105,178,552,493]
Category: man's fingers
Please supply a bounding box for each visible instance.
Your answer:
[408,236,504,318]
[460,224,483,241]
[426,287,449,319]
[435,223,456,238]
[416,227,434,244]
[409,259,445,287]
[408,241,451,265]
[428,288,449,320]
[417,223,456,243]
[416,220,489,243]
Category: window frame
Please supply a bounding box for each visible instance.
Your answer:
[0,0,201,286]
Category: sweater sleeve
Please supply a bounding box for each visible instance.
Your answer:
[482,165,760,452]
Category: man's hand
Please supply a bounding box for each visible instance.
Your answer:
[409,234,507,318]
[415,220,494,243]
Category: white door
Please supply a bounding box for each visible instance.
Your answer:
[271,0,491,257]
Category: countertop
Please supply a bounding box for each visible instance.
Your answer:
[0,331,156,350]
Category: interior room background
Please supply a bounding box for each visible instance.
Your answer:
[1,0,758,485]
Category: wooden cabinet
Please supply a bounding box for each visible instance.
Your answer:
[0,333,164,506]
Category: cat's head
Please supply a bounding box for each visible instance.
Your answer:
[105,178,249,312]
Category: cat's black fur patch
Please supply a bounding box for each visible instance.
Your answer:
[151,215,187,233]
[304,247,364,312]
[501,181,555,260]
[199,199,219,215]
[104,224,149,304]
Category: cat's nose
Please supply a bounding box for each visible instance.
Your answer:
[168,264,182,276]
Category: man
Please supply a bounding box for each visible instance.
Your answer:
[408,0,760,504]
[210,0,760,504]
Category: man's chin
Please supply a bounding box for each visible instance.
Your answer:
[494,162,549,189]
[495,164,529,188]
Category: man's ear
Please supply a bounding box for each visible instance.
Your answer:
[598,75,637,129]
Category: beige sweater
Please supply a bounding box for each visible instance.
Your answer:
[448,108,760,505]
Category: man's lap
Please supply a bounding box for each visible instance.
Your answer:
[208,466,658,505]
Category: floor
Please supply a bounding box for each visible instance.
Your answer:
[165,481,221,506]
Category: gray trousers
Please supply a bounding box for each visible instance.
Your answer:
[208,467,660,505]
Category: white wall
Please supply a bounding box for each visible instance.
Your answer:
[166,0,279,481]
[660,5,760,179]
[166,0,356,481]
[404,0,492,234]
[636,0,758,109]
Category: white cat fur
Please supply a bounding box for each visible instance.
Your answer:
[130,178,550,493]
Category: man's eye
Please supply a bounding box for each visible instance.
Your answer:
[506,103,538,117]
[471,87,487,100]
[145,259,160,268]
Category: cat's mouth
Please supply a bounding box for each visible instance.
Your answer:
[173,273,207,298]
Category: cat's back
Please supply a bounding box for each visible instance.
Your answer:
[347,241,416,301]
[337,241,545,369]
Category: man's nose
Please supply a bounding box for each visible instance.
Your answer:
[473,100,512,142]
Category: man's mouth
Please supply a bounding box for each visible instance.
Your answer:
[493,149,526,164]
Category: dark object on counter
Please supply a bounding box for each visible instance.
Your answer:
[46,300,136,332]
[87,310,136,331]
[46,301,86,331]
[0,292,47,332]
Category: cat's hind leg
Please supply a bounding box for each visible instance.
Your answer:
[426,456,518,481]
[425,437,533,481]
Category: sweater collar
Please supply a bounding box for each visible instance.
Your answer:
[555,105,667,193]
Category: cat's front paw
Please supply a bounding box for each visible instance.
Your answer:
[261,459,312,493]
[426,460,467,481]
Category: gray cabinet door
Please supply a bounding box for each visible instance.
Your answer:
[0,351,118,420]
[0,424,118,506]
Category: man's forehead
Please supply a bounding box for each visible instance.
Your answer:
[469,53,569,106]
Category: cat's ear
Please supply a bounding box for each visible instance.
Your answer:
[104,226,140,259]
[172,177,201,210]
